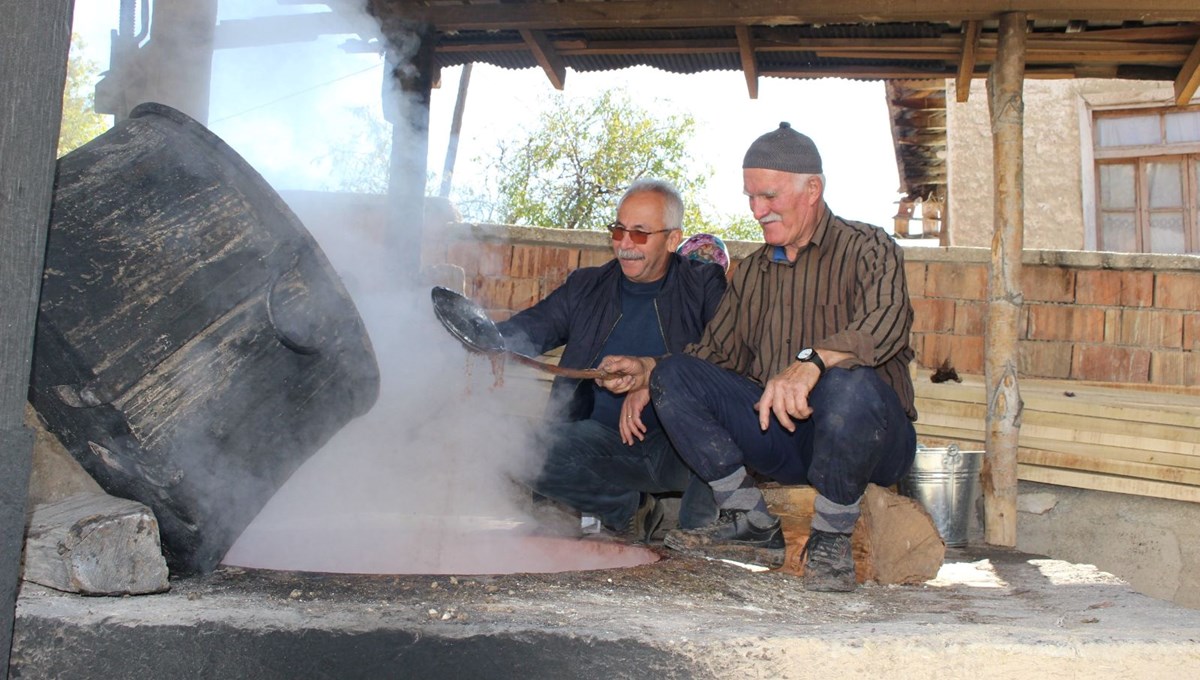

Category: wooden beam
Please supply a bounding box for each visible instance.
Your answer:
[1175,37,1200,105]
[735,25,759,99]
[1,1,74,673]
[983,11,1027,548]
[957,20,981,102]
[519,28,567,90]
[369,1,1200,32]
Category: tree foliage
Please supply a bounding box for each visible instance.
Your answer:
[58,36,110,157]
[480,89,701,231]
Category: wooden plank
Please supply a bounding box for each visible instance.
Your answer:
[1018,464,1200,504]
[915,397,1200,445]
[735,25,759,99]
[1,0,75,674]
[1174,37,1200,105]
[520,28,566,90]
[1017,448,1200,486]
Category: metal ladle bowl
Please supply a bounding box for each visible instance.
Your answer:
[430,287,610,380]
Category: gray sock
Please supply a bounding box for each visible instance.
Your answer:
[710,467,776,529]
[811,494,861,534]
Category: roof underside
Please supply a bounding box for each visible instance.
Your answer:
[366,1,1200,201]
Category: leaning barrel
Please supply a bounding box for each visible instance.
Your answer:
[30,102,380,574]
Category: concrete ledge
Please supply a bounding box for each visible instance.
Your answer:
[13,546,1200,679]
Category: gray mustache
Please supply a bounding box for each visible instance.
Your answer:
[617,249,646,260]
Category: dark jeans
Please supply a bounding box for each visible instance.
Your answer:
[532,419,717,530]
[650,354,916,505]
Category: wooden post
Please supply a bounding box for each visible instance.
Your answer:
[0,2,73,675]
[983,12,1027,547]
[382,22,435,280]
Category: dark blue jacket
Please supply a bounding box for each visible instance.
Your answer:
[498,253,727,421]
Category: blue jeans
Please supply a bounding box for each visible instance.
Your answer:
[532,419,717,530]
[649,354,916,505]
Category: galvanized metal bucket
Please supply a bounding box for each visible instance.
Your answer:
[898,444,983,547]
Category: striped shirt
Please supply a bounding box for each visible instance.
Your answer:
[685,204,917,420]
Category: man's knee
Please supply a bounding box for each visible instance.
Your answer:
[649,353,690,400]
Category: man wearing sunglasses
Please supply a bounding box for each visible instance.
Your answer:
[598,124,917,591]
[497,179,727,542]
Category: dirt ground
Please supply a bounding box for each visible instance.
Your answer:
[13,544,1200,678]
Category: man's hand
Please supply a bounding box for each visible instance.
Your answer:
[618,388,651,445]
[597,355,656,394]
[754,360,820,432]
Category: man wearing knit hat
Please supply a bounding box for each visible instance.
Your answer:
[598,123,917,592]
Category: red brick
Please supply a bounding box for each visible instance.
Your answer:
[579,248,615,268]
[1120,271,1155,307]
[446,241,484,277]
[921,334,984,375]
[1074,270,1121,306]
[911,298,955,333]
[473,276,513,311]
[1025,304,1105,343]
[475,242,512,277]
[904,262,926,298]
[1018,341,1073,379]
[1151,351,1200,386]
[509,278,540,312]
[1022,266,1074,303]
[1185,313,1200,351]
[924,262,987,300]
[508,245,541,279]
[1071,344,1151,382]
[1116,309,1184,349]
[1155,272,1200,311]
[954,301,986,336]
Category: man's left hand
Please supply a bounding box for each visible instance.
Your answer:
[754,361,819,432]
[619,388,651,445]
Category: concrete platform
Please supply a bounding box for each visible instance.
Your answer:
[11,545,1200,679]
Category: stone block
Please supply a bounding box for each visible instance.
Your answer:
[763,484,945,585]
[1117,309,1184,349]
[23,493,169,595]
[904,261,927,298]
[911,298,955,333]
[954,300,986,336]
[924,262,987,300]
[1018,340,1073,379]
[1026,304,1105,343]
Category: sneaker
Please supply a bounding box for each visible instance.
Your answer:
[663,510,785,567]
[800,529,856,592]
[617,493,664,544]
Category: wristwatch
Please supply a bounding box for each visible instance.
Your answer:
[796,348,826,376]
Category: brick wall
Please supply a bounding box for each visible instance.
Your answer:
[423,223,1200,387]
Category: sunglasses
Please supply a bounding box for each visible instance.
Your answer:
[607,222,674,245]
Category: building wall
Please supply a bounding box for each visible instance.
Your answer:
[946,78,1185,251]
[422,224,1200,387]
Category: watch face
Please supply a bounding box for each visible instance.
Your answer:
[797,348,813,361]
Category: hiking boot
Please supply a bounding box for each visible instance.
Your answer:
[663,510,785,568]
[800,529,856,592]
[616,493,664,544]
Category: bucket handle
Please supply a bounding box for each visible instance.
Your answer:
[942,442,961,468]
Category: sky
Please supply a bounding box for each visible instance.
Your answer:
[70,0,905,232]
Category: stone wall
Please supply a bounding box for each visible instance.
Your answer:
[422,223,1200,388]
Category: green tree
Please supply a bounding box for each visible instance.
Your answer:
[479,89,715,232]
[58,35,110,157]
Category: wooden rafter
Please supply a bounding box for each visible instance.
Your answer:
[958,21,981,103]
[1176,37,1200,105]
[735,25,759,99]
[372,1,1200,32]
[519,28,566,90]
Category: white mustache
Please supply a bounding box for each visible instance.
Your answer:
[617,249,645,260]
[758,213,782,226]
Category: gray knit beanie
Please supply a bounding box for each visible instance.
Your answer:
[742,122,823,174]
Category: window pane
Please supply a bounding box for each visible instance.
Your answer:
[1099,164,1136,209]
[1148,213,1185,254]
[1147,161,1183,208]
[1165,111,1200,144]
[1100,212,1137,252]
[1097,114,1161,147]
